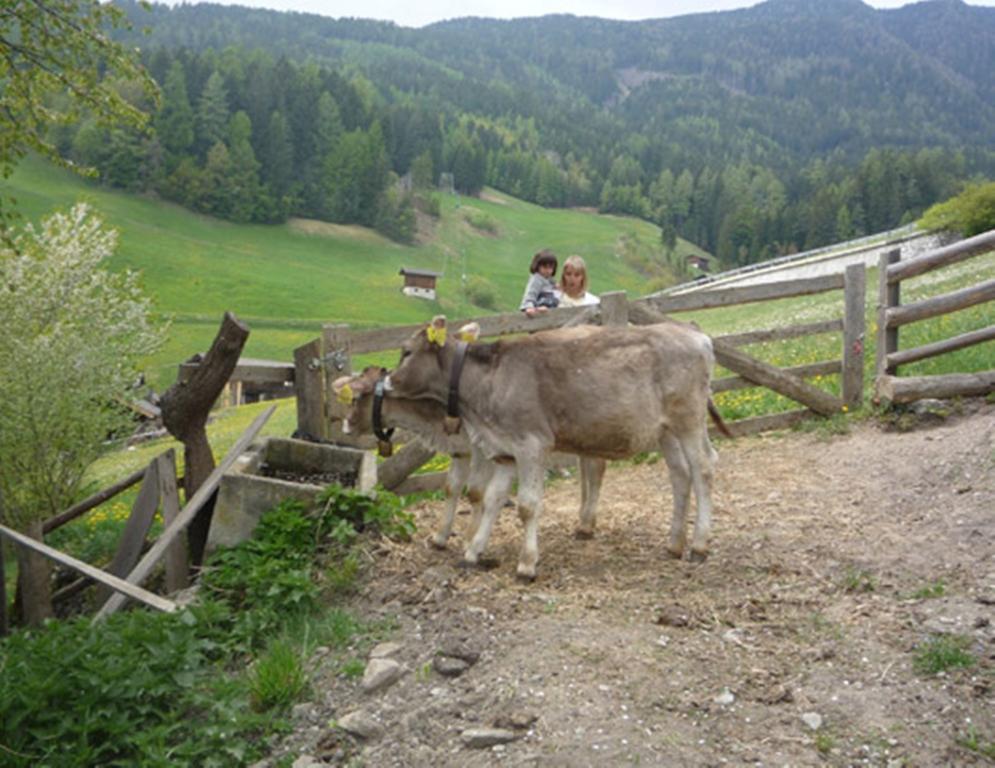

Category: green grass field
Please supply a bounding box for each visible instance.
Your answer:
[3,156,705,387]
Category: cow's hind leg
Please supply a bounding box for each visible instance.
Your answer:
[575,457,606,538]
[659,432,692,559]
[463,450,494,541]
[675,426,716,562]
[514,457,547,581]
[463,459,514,566]
[433,453,471,548]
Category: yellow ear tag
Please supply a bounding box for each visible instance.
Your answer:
[336,383,354,405]
[426,325,447,346]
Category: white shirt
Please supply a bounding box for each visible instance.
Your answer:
[558,290,600,307]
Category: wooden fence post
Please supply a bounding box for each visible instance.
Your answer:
[294,337,323,441]
[157,450,188,593]
[599,291,629,326]
[842,263,866,409]
[322,323,359,445]
[95,461,161,605]
[876,249,901,379]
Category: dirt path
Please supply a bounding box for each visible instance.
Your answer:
[273,401,994,767]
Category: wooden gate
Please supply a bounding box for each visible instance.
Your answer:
[874,229,995,404]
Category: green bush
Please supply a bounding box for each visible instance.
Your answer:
[464,274,499,310]
[918,181,995,236]
[0,488,412,766]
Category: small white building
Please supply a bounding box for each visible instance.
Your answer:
[399,268,441,300]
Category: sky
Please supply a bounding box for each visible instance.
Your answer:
[172,0,995,30]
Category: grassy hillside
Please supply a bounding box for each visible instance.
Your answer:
[3,157,704,386]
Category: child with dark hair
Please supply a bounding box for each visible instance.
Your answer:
[519,248,560,316]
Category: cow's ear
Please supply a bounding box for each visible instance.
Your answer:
[457,321,480,342]
[426,315,448,347]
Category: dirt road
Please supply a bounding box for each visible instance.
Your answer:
[270,400,994,767]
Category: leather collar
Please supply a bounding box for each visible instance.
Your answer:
[372,375,395,452]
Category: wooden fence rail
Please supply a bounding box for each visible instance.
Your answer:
[875,229,995,404]
[295,266,865,490]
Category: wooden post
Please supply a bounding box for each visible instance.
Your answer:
[156,450,188,593]
[599,290,629,327]
[294,337,323,441]
[876,249,901,379]
[95,461,161,604]
[94,406,274,621]
[842,263,866,409]
[322,323,358,445]
[0,523,177,614]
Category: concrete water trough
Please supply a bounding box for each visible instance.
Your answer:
[207,437,376,551]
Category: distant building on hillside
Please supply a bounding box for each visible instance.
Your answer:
[686,254,711,272]
[399,268,442,300]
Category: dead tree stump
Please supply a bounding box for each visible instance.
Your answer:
[161,312,249,566]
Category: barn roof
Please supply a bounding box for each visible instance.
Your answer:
[399,267,442,278]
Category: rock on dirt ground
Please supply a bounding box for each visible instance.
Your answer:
[262,399,994,767]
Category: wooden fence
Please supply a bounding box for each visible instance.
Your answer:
[0,407,274,630]
[875,229,995,404]
[294,265,866,491]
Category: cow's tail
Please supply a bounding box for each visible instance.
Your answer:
[708,398,733,438]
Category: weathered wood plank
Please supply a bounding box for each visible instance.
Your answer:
[393,471,448,495]
[294,338,323,442]
[884,279,995,329]
[42,467,146,534]
[842,263,866,408]
[179,358,295,385]
[323,323,357,445]
[876,249,901,377]
[377,441,437,491]
[157,450,188,593]
[0,523,177,614]
[876,370,995,404]
[886,324,995,368]
[637,274,844,314]
[712,340,843,416]
[95,462,161,604]
[712,361,841,393]
[887,229,995,284]
[94,406,275,622]
[715,319,842,347]
[346,305,599,354]
[599,291,628,326]
[710,409,812,439]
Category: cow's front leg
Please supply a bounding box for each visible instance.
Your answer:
[463,459,514,565]
[514,458,547,581]
[575,457,606,538]
[433,453,470,548]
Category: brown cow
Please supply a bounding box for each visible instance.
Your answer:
[332,365,607,552]
[385,316,724,579]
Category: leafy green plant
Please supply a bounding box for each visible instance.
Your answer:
[909,580,946,600]
[912,634,975,675]
[250,640,308,712]
[958,726,995,759]
[841,567,875,593]
[340,658,366,678]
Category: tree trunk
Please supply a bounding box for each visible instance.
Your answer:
[15,520,53,627]
[160,311,249,566]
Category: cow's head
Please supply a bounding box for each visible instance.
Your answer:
[384,315,455,401]
[331,366,386,435]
